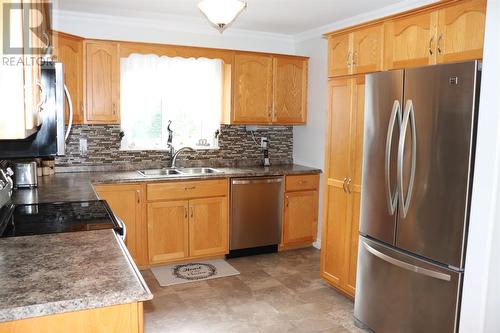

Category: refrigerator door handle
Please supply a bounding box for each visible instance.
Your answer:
[385,100,402,215]
[398,100,417,219]
[63,85,73,141]
[362,242,451,281]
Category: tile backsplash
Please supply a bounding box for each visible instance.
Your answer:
[55,125,293,172]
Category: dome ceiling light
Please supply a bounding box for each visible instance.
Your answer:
[198,0,247,33]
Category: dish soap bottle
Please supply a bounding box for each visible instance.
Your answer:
[262,138,270,166]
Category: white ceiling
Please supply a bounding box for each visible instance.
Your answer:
[53,0,416,35]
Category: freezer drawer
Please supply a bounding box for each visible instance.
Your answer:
[354,236,461,333]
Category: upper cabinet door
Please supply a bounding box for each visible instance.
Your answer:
[326,78,353,184]
[273,57,308,124]
[85,41,120,124]
[384,10,438,70]
[352,24,384,74]
[53,33,84,124]
[437,0,486,63]
[328,33,352,77]
[233,53,273,124]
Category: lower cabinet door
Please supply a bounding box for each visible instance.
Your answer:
[355,236,461,333]
[344,191,361,296]
[188,197,228,258]
[320,185,349,290]
[147,200,189,264]
[282,190,318,245]
[95,184,142,264]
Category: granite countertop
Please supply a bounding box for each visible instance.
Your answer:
[0,229,153,323]
[12,164,321,204]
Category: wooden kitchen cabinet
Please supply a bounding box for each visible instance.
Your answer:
[232,53,274,124]
[84,41,120,124]
[384,0,486,70]
[436,0,486,64]
[53,31,84,124]
[328,33,351,77]
[384,10,438,69]
[282,190,318,246]
[328,24,383,78]
[228,53,309,125]
[94,184,146,265]
[0,302,144,333]
[146,179,229,265]
[189,197,228,257]
[147,200,190,264]
[273,57,308,124]
[281,174,320,249]
[352,24,384,75]
[321,76,365,298]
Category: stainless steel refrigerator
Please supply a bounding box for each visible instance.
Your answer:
[354,61,481,333]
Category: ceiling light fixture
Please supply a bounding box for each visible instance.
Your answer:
[198,0,247,33]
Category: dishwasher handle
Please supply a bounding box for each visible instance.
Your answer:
[232,177,283,185]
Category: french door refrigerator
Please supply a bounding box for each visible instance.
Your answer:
[354,61,480,333]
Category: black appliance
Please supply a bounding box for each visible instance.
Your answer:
[0,200,125,240]
[0,62,73,158]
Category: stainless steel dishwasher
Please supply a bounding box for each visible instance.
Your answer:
[228,176,283,257]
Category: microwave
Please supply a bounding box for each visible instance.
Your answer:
[0,62,72,158]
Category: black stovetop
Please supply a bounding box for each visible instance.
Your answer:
[0,200,122,238]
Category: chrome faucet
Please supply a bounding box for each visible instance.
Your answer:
[171,147,195,168]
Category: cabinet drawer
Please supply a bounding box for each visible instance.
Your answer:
[147,178,228,201]
[285,174,319,192]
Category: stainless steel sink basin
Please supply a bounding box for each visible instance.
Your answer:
[137,169,182,177]
[177,167,222,174]
[137,167,222,177]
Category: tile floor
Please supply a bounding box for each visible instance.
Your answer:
[141,248,367,333]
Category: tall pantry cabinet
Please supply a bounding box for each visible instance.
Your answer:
[321,76,364,298]
[320,0,486,299]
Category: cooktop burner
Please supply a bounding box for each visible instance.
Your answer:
[0,200,122,238]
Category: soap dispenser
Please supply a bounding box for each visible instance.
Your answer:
[262,138,270,166]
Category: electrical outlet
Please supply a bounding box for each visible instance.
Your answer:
[261,137,268,148]
[79,138,87,156]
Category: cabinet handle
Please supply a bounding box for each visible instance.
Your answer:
[184,186,196,191]
[286,195,289,207]
[428,35,435,55]
[347,178,352,194]
[190,206,194,219]
[437,34,443,55]
[135,190,140,204]
[112,103,117,115]
[342,177,348,193]
[352,51,357,65]
[184,206,188,219]
[346,51,352,66]
[298,180,306,185]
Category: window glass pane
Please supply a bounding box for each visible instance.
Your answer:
[120,54,222,150]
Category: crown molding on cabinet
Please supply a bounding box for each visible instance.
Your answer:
[294,0,438,42]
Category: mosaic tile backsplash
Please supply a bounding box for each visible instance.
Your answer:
[55,125,293,172]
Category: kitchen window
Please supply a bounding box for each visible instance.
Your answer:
[120,54,222,150]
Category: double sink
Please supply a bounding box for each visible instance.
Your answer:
[137,167,222,177]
